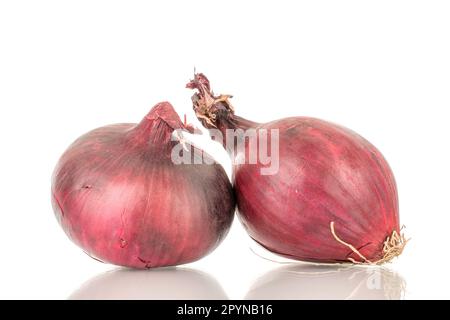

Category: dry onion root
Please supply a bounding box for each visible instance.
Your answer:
[330,221,409,265]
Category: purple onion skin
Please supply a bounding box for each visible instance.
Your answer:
[188,74,401,264]
[233,117,399,263]
[51,102,235,269]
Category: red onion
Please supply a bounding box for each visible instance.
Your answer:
[51,101,235,269]
[187,74,407,264]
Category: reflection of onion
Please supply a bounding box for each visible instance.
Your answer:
[245,265,406,300]
[70,268,228,300]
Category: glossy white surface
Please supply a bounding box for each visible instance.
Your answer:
[1,0,449,299]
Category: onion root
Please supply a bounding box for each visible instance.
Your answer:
[330,221,409,265]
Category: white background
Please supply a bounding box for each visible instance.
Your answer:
[1,0,449,300]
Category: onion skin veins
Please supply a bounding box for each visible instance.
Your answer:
[51,102,235,269]
[187,73,407,264]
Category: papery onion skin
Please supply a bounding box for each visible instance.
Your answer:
[51,102,235,269]
[188,74,403,264]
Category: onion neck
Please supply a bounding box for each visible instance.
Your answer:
[128,101,187,148]
[187,73,260,154]
[213,114,260,154]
